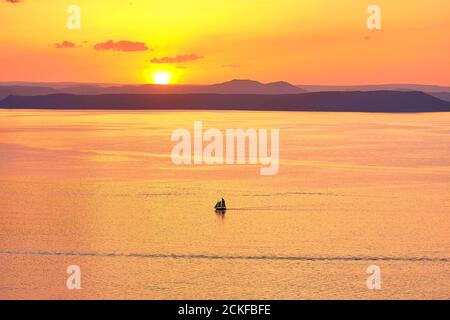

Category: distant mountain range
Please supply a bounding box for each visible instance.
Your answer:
[1,91,449,112]
[0,80,305,99]
[1,79,449,99]
[204,80,305,94]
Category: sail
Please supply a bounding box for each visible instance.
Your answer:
[214,198,226,209]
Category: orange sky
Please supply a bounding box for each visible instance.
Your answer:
[0,0,449,85]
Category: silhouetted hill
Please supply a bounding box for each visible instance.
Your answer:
[0,86,59,100]
[0,84,199,97]
[1,91,449,112]
[430,92,450,102]
[297,84,450,93]
[203,79,306,94]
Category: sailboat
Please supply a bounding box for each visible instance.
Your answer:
[214,198,227,211]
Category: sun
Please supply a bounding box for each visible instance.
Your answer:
[153,71,171,85]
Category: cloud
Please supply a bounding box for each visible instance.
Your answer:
[53,41,80,49]
[93,40,150,52]
[150,54,203,64]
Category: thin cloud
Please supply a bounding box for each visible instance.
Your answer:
[94,40,150,52]
[151,54,203,64]
[53,41,80,49]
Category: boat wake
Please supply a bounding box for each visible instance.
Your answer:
[225,207,298,211]
[0,250,449,263]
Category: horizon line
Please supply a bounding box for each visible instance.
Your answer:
[1,79,450,88]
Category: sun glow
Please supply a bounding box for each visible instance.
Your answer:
[153,72,171,85]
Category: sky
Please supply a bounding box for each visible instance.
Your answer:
[0,0,449,85]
